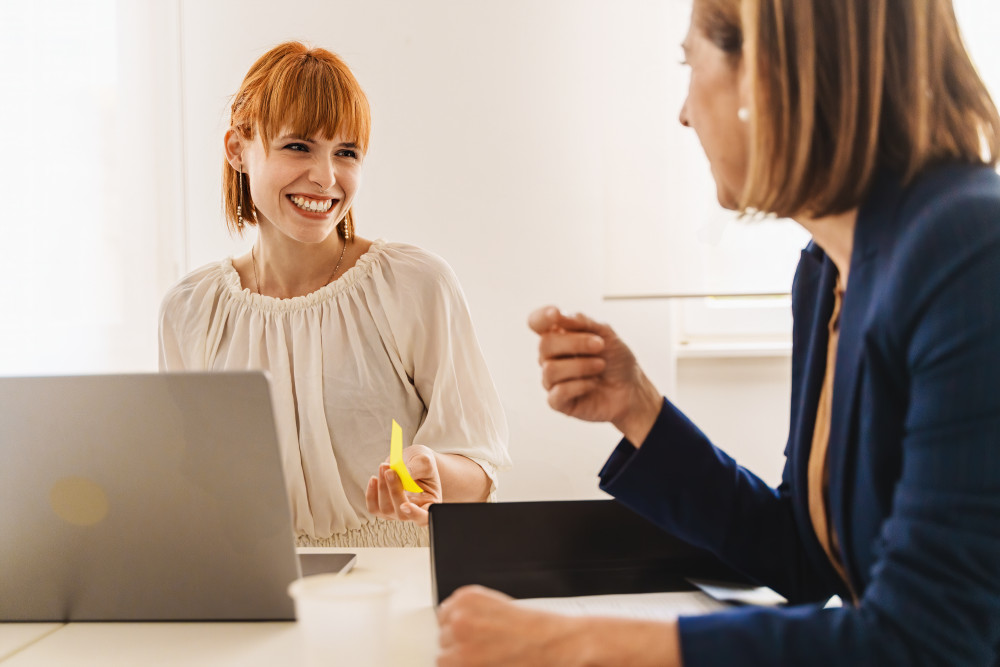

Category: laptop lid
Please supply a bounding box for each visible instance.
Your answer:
[0,371,345,621]
[428,499,748,605]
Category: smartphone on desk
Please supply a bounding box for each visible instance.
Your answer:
[299,553,357,577]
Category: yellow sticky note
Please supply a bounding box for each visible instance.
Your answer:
[389,419,424,493]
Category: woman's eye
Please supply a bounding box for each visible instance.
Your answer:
[284,142,309,152]
[337,149,358,159]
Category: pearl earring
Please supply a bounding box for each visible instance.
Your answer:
[737,107,750,123]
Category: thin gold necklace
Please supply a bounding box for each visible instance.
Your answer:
[251,240,348,297]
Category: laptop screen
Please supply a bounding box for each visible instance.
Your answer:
[0,371,317,621]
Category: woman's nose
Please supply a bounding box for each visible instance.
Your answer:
[678,97,691,128]
[311,158,336,191]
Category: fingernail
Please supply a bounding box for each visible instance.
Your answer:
[400,505,411,515]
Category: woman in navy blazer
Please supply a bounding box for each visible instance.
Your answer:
[437,0,1000,665]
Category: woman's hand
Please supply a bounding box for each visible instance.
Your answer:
[437,586,589,666]
[365,444,443,527]
[528,306,662,445]
[437,585,683,667]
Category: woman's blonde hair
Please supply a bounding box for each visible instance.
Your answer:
[695,0,1000,218]
[223,42,371,237]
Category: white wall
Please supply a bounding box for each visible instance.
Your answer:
[174,0,791,500]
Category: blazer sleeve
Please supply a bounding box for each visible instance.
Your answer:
[600,400,832,603]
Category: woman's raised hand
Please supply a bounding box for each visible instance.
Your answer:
[366,445,443,527]
[528,306,662,445]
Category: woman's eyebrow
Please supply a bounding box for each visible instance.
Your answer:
[276,133,313,142]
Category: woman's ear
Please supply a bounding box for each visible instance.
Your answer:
[224,128,245,171]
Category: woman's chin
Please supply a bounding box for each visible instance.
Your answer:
[714,188,740,211]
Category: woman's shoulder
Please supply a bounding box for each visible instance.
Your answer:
[901,163,1000,228]
[861,164,1000,260]
[160,259,237,315]
[365,239,462,288]
[869,164,1000,323]
[371,240,455,271]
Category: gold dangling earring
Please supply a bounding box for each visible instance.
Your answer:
[342,212,353,241]
[237,170,246,230]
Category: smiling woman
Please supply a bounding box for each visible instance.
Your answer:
[158,42,511,547]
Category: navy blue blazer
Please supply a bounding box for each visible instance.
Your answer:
[600,164,1000,665]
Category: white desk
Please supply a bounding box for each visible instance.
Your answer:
[1,547,726,665]
[0,548,439,666]
[0,625,62,663]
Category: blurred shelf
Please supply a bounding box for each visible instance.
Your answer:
[674,341,792,359]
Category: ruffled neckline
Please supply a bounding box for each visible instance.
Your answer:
[220,238,387,313]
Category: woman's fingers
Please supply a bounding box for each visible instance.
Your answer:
[528,306,608,336]
[381,466,408,518]
[546,377,600,412]
[367,452,440,525]
[365,475,379,514]
[540,356,606,390]
[537,331,605,364]
[365,463,406,520]
[527,305,563,334]
[399,501,429,526]
[402,447,435,482]
[438,585,511,625]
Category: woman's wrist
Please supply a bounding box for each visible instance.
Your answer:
[613,373,663,447]
[574,616,682,667]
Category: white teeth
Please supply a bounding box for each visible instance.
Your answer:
[290,195,333,213]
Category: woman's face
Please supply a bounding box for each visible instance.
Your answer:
[678,21,749,210]
[230,129,364,245]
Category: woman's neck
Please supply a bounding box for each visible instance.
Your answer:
[251,228,347,299]
[795,208,858,288]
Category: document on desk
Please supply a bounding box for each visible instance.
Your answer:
[514,591,727,621]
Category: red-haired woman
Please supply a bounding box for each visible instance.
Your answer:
[159,42,510,548]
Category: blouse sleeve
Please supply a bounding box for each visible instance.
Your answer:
[158,295,186,371]
[371,245,512,497]
[157,265,218,371]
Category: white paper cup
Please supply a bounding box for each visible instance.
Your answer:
[288,572,392,667]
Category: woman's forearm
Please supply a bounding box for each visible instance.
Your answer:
[435,452,492,502]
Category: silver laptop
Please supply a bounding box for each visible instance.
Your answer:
[0,371,354,621]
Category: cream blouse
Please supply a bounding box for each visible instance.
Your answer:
[158,240,511,547]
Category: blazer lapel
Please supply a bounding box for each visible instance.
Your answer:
[826,172,906,588]
[788,245,840,577]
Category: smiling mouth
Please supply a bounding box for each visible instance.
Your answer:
[288,194,335,213]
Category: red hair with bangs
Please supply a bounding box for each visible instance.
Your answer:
[223,42,372,237]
